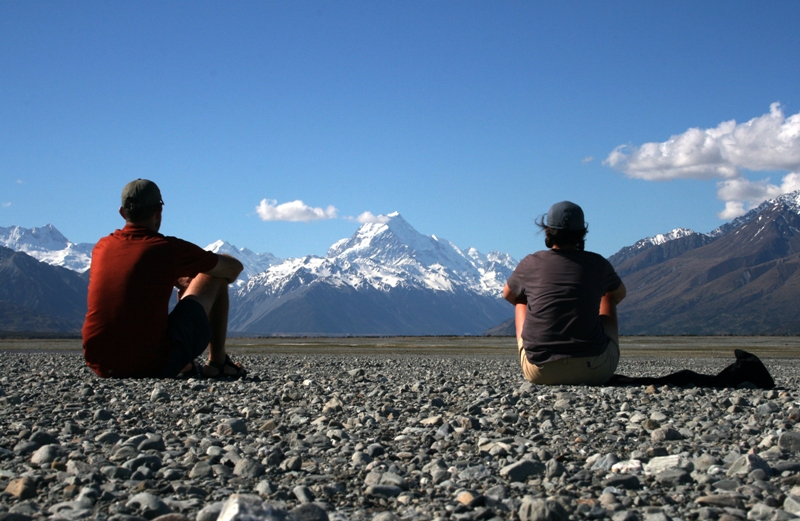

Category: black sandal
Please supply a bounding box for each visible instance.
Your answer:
[177,360,204,379]
[204,355,247,379]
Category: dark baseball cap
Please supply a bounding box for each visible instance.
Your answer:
[546,201,586,230]
[121,179,163,209]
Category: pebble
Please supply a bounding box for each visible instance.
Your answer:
[4,477,37,499]
[499,459,545,482]
[0,352,798,521]
[518,496,569,521]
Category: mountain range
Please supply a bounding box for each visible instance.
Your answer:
[228,212,515,335]
[0,225,93,273]
[204,240,282,282]
[612,191,800,334]
[0,213,516,335]
[0,245,88,333]
[481,191,800,336]
[6,192,800,336]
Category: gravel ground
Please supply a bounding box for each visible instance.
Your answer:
[1,352,799,521]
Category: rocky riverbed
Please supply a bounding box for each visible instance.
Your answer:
[1,352,800,521]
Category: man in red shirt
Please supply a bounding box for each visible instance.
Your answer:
[82,179,246,378]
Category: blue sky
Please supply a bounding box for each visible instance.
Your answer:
[2,1,799,262]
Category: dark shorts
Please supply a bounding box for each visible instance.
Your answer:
[157,298,211,378]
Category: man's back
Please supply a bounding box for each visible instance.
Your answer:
[82,224,216,377]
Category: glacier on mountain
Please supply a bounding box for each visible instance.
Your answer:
[617,192,800,253]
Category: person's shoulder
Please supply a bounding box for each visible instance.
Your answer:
[573,249,604,259]
[98,229,120,240]
[163,235,216,256]
[163,235,201,247]
[511,251,549,271]
[582,250,617,270]
[92,231,116,251]
[520,251,547,264]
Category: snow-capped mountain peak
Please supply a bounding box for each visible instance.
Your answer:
[1,224,69,251]
[243,212,517,300]
[328,212,423,258]
[710,189,800,237]
[639,228,699,249]
[328,212,477,274]
[204,240,281,280]
[0,224,93,272]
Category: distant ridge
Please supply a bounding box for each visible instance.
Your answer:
[0,246,88,332]
[9,192,800,336]
[205,240,282,282]
[0,224,93,272]
[614,191,800,334]
[484,189,800,336]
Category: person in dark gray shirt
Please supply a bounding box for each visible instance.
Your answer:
[503,201,626,385]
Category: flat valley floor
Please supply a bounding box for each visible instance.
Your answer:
[3,335,800,358]
[2,336,800,520]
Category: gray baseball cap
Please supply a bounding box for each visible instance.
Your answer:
[546,201,585,230]
[121,179,163,209]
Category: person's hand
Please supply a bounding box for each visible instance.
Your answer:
[175,277,193,299]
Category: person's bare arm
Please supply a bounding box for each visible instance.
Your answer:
[515,302,526,340]
[503,283,523,305]
[504,283,528,342]
[607,281,627,305]
[204,254,244,284]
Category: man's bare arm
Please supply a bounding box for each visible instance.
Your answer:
[204,254,244,284]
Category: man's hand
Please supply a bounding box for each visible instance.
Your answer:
[175,277,193,300]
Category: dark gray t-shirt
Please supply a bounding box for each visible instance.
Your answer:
[506,249,622,364]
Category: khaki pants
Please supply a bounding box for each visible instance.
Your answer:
[518,326,619,385]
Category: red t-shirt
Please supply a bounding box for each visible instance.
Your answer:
[82,225,218,377]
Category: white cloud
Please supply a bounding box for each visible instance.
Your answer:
[605,103,800,217]
[1,202,10,208]
[581,156,594,164]
[715,172,800,218]
[718,201,746,220]
[350,211,391,224]
[255,199,338,222]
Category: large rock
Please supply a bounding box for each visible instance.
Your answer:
[233,458,265,479]
[518,497,570,521]
[778,432,800,452]
[30,444,64,465]
[127,492,172,519]
[726,454,770,477]
[4,477,36,499]
[217,494,287,521]
[500,459,546,482]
